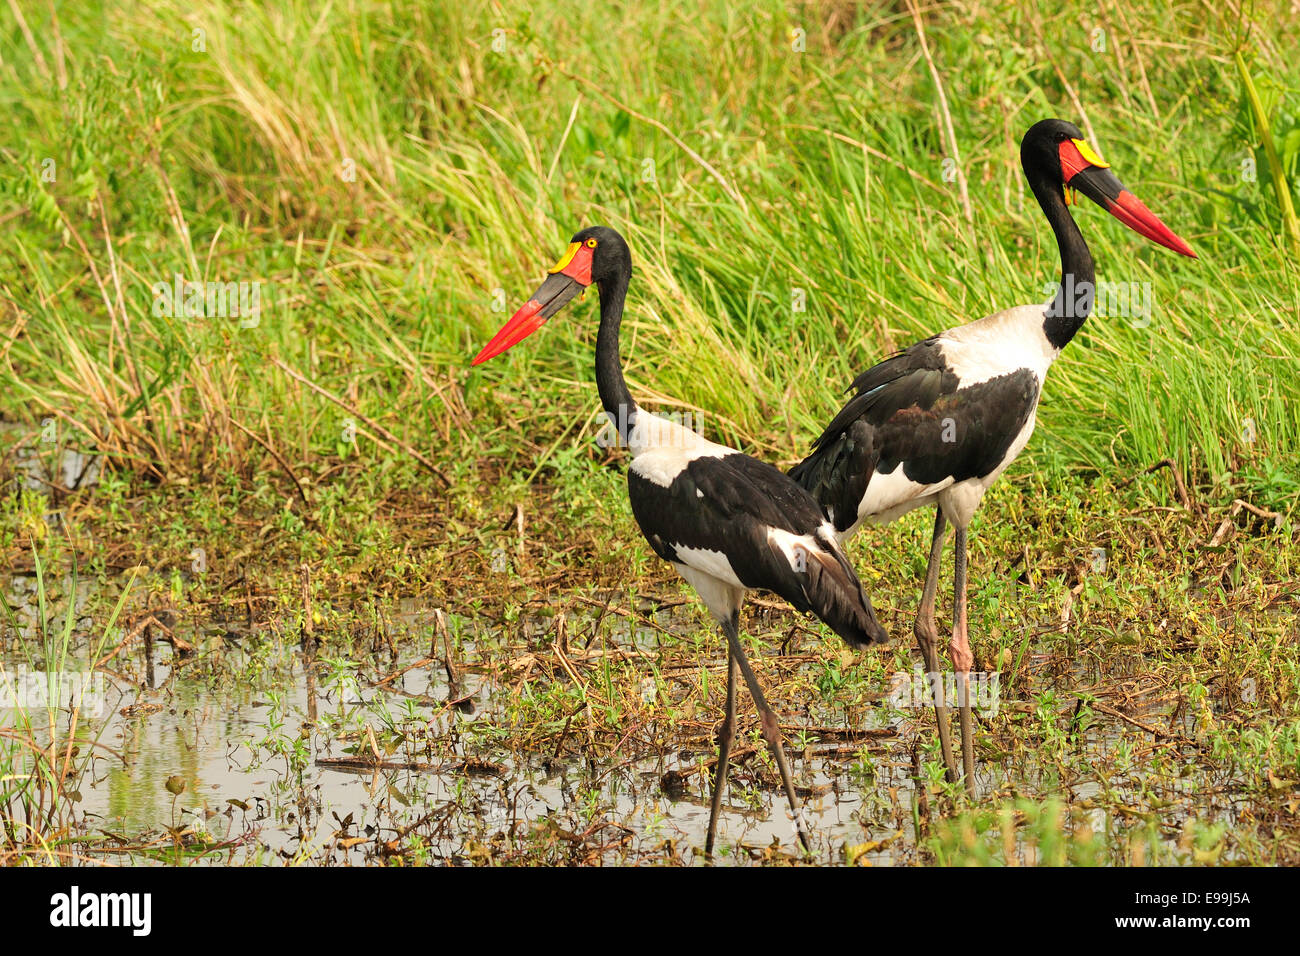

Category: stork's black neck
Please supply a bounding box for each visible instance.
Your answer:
[594,262,638,443]
[1028,164,1095,351]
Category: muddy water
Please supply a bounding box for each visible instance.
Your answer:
[1,576,1248,865]
[1,583,916,864]
[72,665,909,864]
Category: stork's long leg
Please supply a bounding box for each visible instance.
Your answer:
[951,526,976,797]
[722,615,810,854]
[915,507,959,783]
[705,646,738,856]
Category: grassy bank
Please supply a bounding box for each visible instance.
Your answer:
[3,0,1298,493]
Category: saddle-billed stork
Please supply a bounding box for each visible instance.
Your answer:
[789,119,1197,793]
[473,225,889,854]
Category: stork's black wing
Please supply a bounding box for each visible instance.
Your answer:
[627,453,887,648]
[790,338,1038,532]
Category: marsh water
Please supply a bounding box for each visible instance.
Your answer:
[1,571,1257,865]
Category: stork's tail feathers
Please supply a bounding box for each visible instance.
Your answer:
[780,537,889,650]
[804,547,890,649]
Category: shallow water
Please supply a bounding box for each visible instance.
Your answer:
[0,576,1256,865]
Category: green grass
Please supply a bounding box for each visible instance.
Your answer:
[1,0,1296,501]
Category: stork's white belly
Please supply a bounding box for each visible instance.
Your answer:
[855,467,955,530]
[670,545,744,587]
[672,562,745,626]
[938,406,1041,527]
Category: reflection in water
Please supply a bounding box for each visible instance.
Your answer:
[1,582,1253,866]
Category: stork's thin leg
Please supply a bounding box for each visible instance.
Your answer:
[951,526,976,797]
[722,615,811,854]
[915,507,959,784]
[705,646,738,856]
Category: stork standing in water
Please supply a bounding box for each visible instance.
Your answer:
[790,120,1197,792]
[473,225,889,854]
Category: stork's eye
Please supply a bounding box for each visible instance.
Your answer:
[585,238,598,248]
